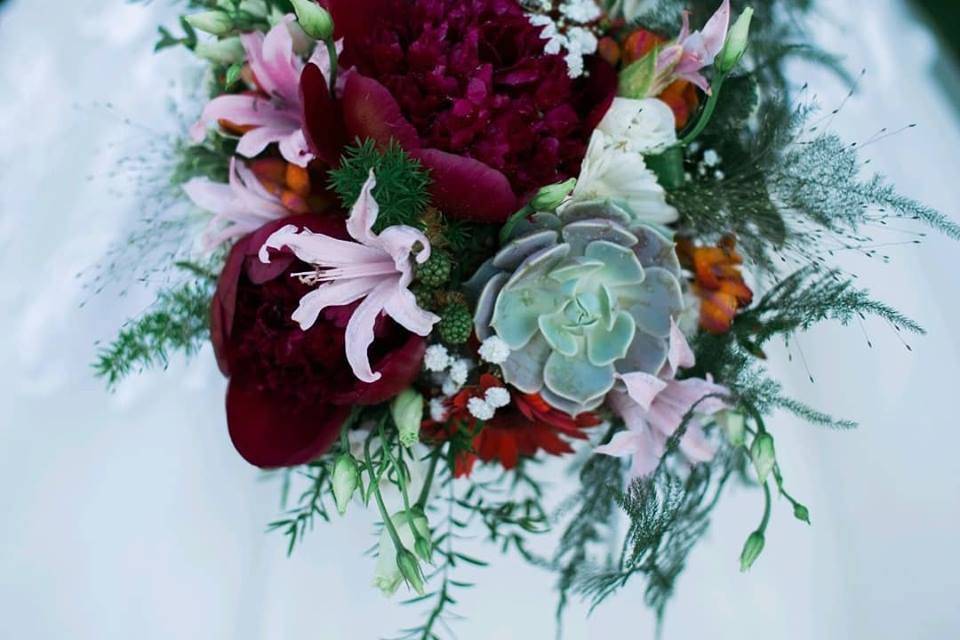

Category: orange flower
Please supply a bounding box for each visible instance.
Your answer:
[677,235,753,334]
[248,157,336,214]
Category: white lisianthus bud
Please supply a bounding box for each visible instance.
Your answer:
[750,432,776,483]
[530,178,577,212]
[195,37,246,64]
[238,0,268,18]
[289,0,335,41]
[374,510,431,596]
[331,453,360,515]
[391,389,424,448]
[719,411,746,447]
[739,530,765,572]
[185,11,234,36]
[716,7,754,74]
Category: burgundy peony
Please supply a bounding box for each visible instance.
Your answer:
[302,0,617,223]
[211,213,426,468]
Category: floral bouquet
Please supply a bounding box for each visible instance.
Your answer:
[97,0,958,634]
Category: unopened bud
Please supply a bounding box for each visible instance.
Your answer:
[289,0,335,41]
[720,411,746,447]
[331,453,360,515]
[195,37,246,64]
[716,7,753,74]
[739,530,765,572]
[531,178,577,212]
[391,389,424,448]
[750,432,776,484]
[617,49,658,99]
[793,502,811,525]
[238,0,269,18]
[185,11,234,36]
[396,548,425,595]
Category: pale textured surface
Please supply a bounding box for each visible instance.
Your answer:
[0,1,958,638]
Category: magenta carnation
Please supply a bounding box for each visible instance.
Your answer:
[315,0,616,208]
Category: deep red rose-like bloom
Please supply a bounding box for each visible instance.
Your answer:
[423,375,601,477]
[211,213,425,468]
[302,0,617,223]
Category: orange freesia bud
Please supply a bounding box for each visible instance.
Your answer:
[285,163,312,197]
[658,80,701,130]
[622,29,665,65]
[597,36,621,67]
[249,158,288,196]
[677,235,753,334]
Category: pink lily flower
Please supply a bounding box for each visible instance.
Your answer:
[656,0,731,93]
[190,16,337,167]
[183,157,289,251]
[596,320,729,478]
[258,170,440,383]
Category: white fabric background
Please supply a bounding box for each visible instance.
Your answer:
[1,1,958,638]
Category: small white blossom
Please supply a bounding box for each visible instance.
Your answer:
[423,344,452,372]
[467,398,496,421]
[429,398,449,422]
[560,0,602,23]
[448,359,471,386]
[442,378,462,396]
[484,387,511,409]
[479,336,512,364]
[714,170,725,181]
[703,149,720,167]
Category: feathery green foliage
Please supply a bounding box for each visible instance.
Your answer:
[170,133,238,185]
[94,266,216,388]
[329,139,433,232]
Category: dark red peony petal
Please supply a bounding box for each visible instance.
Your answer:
[226,375,351,468]
[323,0,389,49]
[410,148,518,223]
[300,62,346,166]
[210,238,247,376]
[578,56,619,130]
[342,73,421,151]
[333,334,426,405]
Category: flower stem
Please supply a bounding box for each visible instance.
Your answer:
[499,204,533,244]
[325,38,339,94]
[416,447,442,511]
[679,73,727,147]
[759,480,772,532]
[364,434,405,554]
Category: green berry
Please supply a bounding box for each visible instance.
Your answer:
[438,303,473,345]
[411,285,434,311]
[415,252,452,288]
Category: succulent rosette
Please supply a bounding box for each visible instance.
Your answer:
[472,199,685,415]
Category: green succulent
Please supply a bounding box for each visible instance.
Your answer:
[470,200,684,416]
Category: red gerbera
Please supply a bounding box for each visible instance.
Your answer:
[424,375,601,477]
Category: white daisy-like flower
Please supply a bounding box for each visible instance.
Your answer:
[424,344,452,372]
[467,398,496,421]
[484,387,511,409]
[479,336,512,364]
[429,398,449,422]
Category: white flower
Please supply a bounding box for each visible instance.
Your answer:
[714,170,725,181]
[467,398,496,421]
[484,387,511,409]
[703,149,720,167]
[448,359,471,386]
[429,398,449,422]
[572,130,679,225]
[423,344,452,372]
[597,98,678,155]
[442,378,462,396]
[560,0,602,23]
[478,336,511,364]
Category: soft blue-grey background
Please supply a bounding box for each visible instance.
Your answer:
[1,0,958,638]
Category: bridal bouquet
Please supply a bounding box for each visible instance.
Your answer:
[98,0,957,634]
